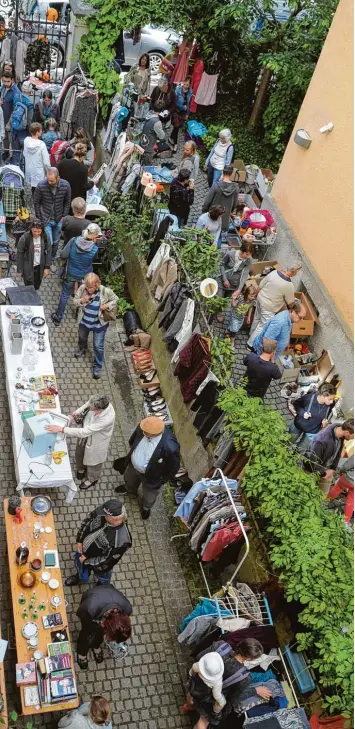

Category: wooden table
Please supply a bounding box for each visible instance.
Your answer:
[4,497,79,716]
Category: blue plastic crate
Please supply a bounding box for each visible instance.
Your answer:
[284,645,316,693]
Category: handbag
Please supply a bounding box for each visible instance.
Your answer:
[101,306,117,322]
[72,406,90,425]
[113,456,128,474]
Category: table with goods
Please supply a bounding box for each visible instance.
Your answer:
[4,496,79,716]
[0,305,76,504]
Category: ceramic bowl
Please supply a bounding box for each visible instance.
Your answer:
[41,571,51,583]
[48,578,59,590]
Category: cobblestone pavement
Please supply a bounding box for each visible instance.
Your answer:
[0,264,192,728]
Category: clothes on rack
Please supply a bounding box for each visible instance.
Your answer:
[147,214,174,264]
[158,281,190,330]
[178,615,218,647]
[104,101,122,152]
[180,598,233,632]
[71,89,98,138]
[191,380,220,432]
[0,36,28,82]
[190,495,244,554]
[25,38,50,74]
[150,257,178,302]
[190,57,204,113]
[175,477,237,521]
[147,241,171,278]
[164,297,195,352]
[245,708,311,729]
[171,41,192,84]
[174,332,211,403]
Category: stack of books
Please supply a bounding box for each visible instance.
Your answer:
[36,643,77,706]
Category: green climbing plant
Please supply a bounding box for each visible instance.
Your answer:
[103,272,133,317]
[217,386,354,714]
[177,229,220,281]
[210,337,235,386]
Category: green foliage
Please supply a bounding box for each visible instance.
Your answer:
[177,229,220,281]
[218,386,354,713]
[203,295,229,317]
[200,113,280,170]
[103,272,133,317]
[9,711,32,729]
[103,192,155,259]
[211,337,235,386]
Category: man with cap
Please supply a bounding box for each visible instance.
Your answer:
[65,499,132,586]
[114,416,180,520]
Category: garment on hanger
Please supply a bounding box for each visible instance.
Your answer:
[174,476,238,521]
[194,72,219,106]
[159,282,190,331]
[171,41,191,84]
[177,614,218,646]
[225,625,279,653]
[71,89,98,137]
[104,101,122,151]
[190,57,204,113]
[61,84,77,124]
[191,381,220,431]
[196,370,220,396]
[25,38,50,73]
[165,297,195,354]
[147,241,171,278]
[15,38,28,82]
[201,522,247,562]
[213,430,235,469]
[174,333,211,403]
[147,214,174,264]
[179,597,233,632]
[151,257,178,302]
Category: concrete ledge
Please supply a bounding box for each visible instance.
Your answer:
[124,249,211,480]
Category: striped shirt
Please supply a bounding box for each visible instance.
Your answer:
[81,292,108,331]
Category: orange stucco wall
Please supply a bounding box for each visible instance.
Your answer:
[272,0,354,334]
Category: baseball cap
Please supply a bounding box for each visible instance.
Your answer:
[97,499,125,517]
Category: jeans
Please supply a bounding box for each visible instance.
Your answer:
[12,130,27,166]
[207,163,222,187]
[328,475,354,523]
[45,220,63,261]
[74,551,112,584]
[55,280,75,320]
[78,323,108,374]
[289,422,317,452]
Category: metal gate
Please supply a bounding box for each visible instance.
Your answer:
[0,0,71,83]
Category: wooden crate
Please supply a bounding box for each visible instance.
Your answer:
[291,291,319,337]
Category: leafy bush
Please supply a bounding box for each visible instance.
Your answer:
[211,337,235,386]
[103,271,133,317]
[218,386,354,714]
[177,229,220,281]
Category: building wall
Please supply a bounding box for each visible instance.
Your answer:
[271,0,354,335]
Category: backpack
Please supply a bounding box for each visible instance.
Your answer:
[50,140,70,165]
[11,100,29,132]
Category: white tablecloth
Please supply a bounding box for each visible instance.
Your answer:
[0,306,77,503]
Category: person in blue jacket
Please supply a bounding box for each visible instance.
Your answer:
[170,77,193,151]
[204,128,234,187]
[51,222,100,325]
[0,72,20,160]
[252,300,306,360]
[11,79,33,165]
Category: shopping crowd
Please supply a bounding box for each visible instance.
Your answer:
[3,49,352,729]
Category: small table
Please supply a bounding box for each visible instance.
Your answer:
[4,497,79,716]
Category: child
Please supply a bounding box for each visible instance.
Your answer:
[42,117,61,152]
[182,652,226,718]
[226,285,256,341]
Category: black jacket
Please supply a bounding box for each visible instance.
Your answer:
[169,179,194,222]
[76,508,132,575]
[62,215,91,244]
[34,178,71,224]
[16,231,50,284]
[77,584,132,626]
[304,424,344,477]
[57,158,94,202]
[119,425,180,488]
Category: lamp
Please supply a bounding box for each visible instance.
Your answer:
[200,278,218,298]
[294,129,312,149]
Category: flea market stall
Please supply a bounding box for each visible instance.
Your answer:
[0,306,76,504]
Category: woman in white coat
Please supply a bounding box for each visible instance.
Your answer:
[23,121,50,194]
[46,394,115,490]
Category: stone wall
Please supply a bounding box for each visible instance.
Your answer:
[263,194,354,413]
[124,250,212,480]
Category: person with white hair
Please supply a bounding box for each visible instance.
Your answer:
[73,273,118,380]
[63,498,132,586]
[45,394,116,490]
[51,223,101,326]
[204,128,234,187]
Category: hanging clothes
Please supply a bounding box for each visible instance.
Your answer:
[71,89,98,138]
[195,72,219,106]
[147,241,171,278]
[104,101,122,152]
[174,477,238,521]
[61,85,77,125]
[159,282,190,331]
[25,38,50,73]
[147,214,174,264]
[150,257,178,302]
[171,41,191,84]
[164,297,195,353]
[190,58,204,113]
[174,333,211,403]
[15,39,28,82]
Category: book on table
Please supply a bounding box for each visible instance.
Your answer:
[47,641,71,657]
[24,686,40,707]
[45,653,72,673]
[16,662,36,686]
[50,670,77,702]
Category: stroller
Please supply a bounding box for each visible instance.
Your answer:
[0,165,25,219]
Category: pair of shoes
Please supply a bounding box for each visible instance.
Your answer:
[115,484,128,494]
[144,385,161,396]
[133,349,152,361]
[156,413,169,422]
[141,507,151,520]
[51,313,61,327]
[92,647,104,664]
[147,403,167,414]
[77,654,89,670]
[146,396,165,406]
[79,479,98,490]
[65,573,80,586]
[93,372,101,380]
[140,369,157,383]
[74,348,85,358]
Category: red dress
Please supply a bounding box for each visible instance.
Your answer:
[190,58,204,113]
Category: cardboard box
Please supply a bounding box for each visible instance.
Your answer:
[308,350,334,381]
[277,350,301,383]
[291,291,319,337]
[249,260,279,276]
[231,159,247,183]
[261,168,275,182]
[251,189,262,208]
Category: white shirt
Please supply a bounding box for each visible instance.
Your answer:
[33,235,41,266]
[210,140,231,170]
[131,434,163,474]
